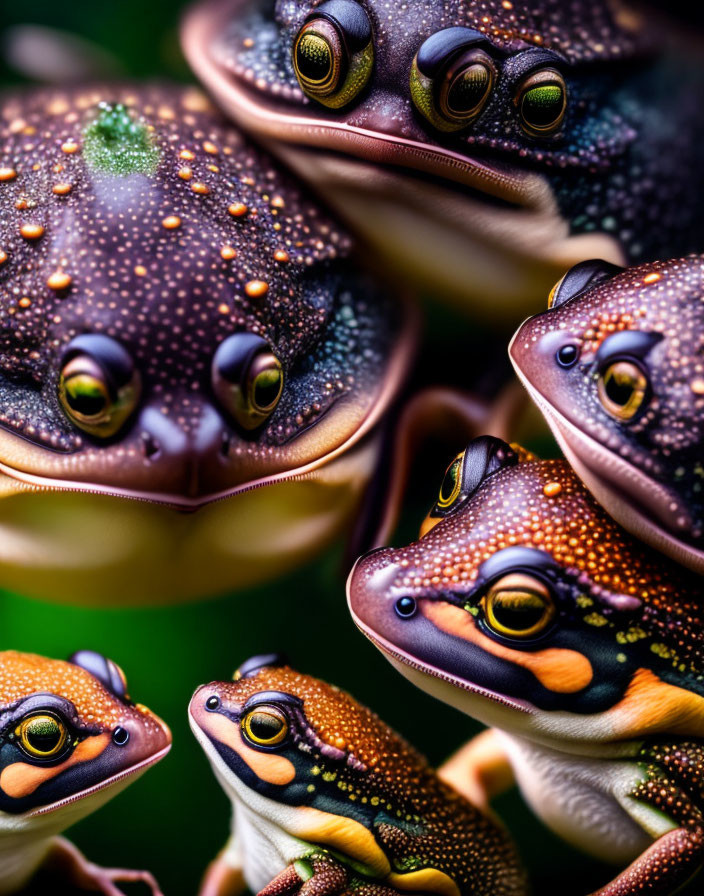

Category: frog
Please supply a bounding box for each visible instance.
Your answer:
[188,653,527,896]
[0,83,412,605]
[181,0,704,321]
[0,648,171,895]
[509,254,704,576]
[348,435,704,895]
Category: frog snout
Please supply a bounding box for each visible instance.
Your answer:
[347,550,409,636]
[510,324,581,400]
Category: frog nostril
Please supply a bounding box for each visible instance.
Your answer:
[141,431,160,459]
[395,596,417,619]
[112,726,130,747]
[220,432,231,458]
[206,696,220,711]
[556,344,579,369]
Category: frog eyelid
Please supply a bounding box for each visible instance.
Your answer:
[508,47,570,83]
[242,691,302,713]
[414,27,505,79]
[595,330,663,369]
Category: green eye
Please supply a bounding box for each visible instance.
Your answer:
[58,353,141,438]
[292,2,374,109]
[483,573,556,639]
[17,713,68,759]
[411,48,495,132]
[437,452,465,509]
[517,69,567,136]
[242,706,288,746]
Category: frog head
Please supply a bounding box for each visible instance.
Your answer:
[0,650,170,821]
[348,437,704,756]
[182,0,703,315]
[510,256,704,574]
[0,85,411,602]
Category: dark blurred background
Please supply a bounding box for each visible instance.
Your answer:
[1,2,700,895]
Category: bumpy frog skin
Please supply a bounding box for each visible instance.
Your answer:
[348,437,704,895]
[0,649,171,895]
[510,255,704,576]
[189,654,527,896]
[182,0,704,318]
[0,84,411,604]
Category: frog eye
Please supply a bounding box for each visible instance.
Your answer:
[437,451,465,509]
[597,360,649,422]
[516,69,567,137]
[482,573,556,640]
[58,335,141,439]
[212,333,284,432]
[242,705,289,747]
[293,0,373,109]
[16,713,69,760]
[411,29,495,132]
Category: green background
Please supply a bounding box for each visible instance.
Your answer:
[0,3,697,894]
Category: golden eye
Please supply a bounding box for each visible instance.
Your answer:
[516,69,567,136]
[597,361,648,421]
[293,1,373,109]
[16,713,68,759]
[58,336,141,439]
[411,48,495,132]
[482,573,555,639]
[212,333,284,432]
[242,706,288,747]
[437,451,465,509]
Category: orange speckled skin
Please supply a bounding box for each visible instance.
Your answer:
[349,449,704,719]
[0,650,170,815]
[190,662,527,896]
[510,255,704,562]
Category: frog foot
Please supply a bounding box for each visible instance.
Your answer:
[44,836,165,896]
[258,856,399,896]
[590,740,704,895]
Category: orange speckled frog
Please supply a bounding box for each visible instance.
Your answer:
[349,436,704,896]
[189,654,527,896]
[0,649,171,895]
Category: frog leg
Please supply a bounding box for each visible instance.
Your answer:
[42,836,164,896]
[259,855,348,896]
[198,833,247,896]
[592,741,704,895]
[365,381,526,549]
[437,728,515,809]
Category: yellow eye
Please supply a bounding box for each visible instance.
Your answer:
[212,334,284,432]
[597,360,648,421]
[516,69,567,136]
[58,350,141,438]
[437,451,465,509]
[293,2,373,109]
[411,48,494,132]
[16,713,68,759]
[242,706,288,747]
[482,573,555,639]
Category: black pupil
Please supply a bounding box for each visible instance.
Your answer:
[604,370,635,407]
[250,712,283,741]
[254,374,281,410]
[556,345,578,368]
[66,390,107,417]
[27,720,61,752]
[206,696,220,710]
[440,460,460,502]
[296,31,333,83]
[493,595,546,632]
[447,65,488,114]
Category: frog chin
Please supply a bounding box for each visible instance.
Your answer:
[182,0,625,317]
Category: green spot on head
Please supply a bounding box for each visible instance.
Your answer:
[616,652,627,663]
[83,102,159,176]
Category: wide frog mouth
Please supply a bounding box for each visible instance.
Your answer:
[0,297,415,512]
[509,329,704,574]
